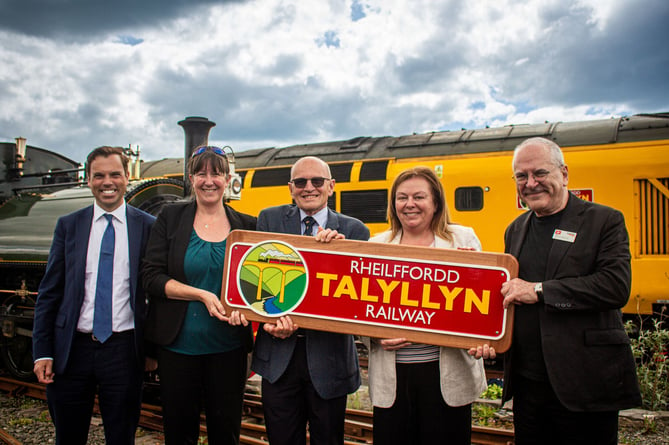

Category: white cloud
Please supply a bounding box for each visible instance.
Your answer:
[0,0,667,163]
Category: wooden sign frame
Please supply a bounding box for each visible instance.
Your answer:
[221,230,517,352]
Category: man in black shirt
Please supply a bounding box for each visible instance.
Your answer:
[500,137,641,445]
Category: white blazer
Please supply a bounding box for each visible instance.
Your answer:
[364,225,487,408]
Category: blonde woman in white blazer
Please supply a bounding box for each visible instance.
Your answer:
[365,167,491,445]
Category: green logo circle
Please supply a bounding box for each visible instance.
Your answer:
[237,241,308,316]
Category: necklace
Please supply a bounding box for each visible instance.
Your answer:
[197,209,226,231]
[202,220,216,229]
[200,218,216,229]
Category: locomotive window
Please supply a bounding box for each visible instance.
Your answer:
[454,187,484,211]
[341,190,388,223]
[251,167,291,187]
[329,163,352,183]
[359,161,388,181]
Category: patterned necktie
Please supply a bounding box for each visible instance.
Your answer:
[303,216,316,236]
[93,214,114,343]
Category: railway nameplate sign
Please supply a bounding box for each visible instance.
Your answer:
[221,230,517,352]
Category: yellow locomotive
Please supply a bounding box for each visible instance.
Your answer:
[145,113,669,319]
[0,113,667,380]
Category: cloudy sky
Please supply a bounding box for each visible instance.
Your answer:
[1,0,667,163]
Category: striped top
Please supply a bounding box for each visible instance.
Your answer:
[396,343,440,363]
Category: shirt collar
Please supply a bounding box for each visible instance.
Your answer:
[93,201,127,224]
[299,207,328,228]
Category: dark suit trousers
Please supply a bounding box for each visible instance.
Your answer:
[513,375,619,445]
[46,331,142,445]
[261,336,347,445]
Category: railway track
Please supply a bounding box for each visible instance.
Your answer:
[0,376,514,445]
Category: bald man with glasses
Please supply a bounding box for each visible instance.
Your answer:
[251,156,369,445]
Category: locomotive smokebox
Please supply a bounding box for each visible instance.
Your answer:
[178,116,216,196]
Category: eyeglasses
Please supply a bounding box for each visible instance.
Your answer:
[191,146,226,158]
[512,167,560,185]
[289,177,331,188]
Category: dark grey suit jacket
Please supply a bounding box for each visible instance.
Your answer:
[33,204,155,374]
[251,204,370,399]
[502,194,641,411]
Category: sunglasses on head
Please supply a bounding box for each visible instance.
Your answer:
[290,177,331,188]
[191,146,226,158]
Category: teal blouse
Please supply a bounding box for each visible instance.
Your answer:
[166,230,246,355]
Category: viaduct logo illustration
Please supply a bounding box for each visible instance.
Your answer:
[237,241,308,316]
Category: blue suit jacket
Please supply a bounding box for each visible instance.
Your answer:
[33,204,155,375]
[251,204,370,399]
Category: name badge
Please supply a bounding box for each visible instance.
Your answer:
[553,229,577,243]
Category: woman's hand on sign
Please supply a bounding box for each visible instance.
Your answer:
[379,338,411,351]
[468,344,496,360]
[264,316,298,339]
[227,310,249,327]
[315,227,345,243]
[201,290,228,321]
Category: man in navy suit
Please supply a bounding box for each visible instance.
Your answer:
[500,137,641,444]
[32,146,155,445]
[251,156,369,445]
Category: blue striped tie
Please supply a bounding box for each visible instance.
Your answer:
[93,214,114,343]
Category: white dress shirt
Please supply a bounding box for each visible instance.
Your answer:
[78,202,134,334]
[299,207,328,235]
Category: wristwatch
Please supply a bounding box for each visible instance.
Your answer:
[534,282,544,301]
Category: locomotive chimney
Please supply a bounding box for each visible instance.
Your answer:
[10,137,27,180]
[178,116,216,197]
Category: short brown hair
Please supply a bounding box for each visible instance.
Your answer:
[86,146,129,176]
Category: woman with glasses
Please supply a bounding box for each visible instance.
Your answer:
[365,166,490,445]
[142,145,256,445]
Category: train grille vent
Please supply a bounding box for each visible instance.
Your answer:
[636,177,669,255]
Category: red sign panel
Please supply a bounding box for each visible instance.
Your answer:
[570,188,593,201]
[222,231,517,351]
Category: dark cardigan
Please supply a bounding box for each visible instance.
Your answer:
[142,200,257,350]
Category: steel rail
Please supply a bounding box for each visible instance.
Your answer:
[0,376,515,444]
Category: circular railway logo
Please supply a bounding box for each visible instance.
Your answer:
[236,241,308,316]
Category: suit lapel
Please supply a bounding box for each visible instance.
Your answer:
[509,212,531,258]
[126,206,139,309]
[325,208,340,231]
[283,206,301,235]
[173,202,197,281]
[545,195,585,278]
[74,207,94,307]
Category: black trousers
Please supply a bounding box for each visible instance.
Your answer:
[46,331,142,445]
[261,337,348,445]
[373,361,472,445]
[513,374,619,445]
[158,347,248,445]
